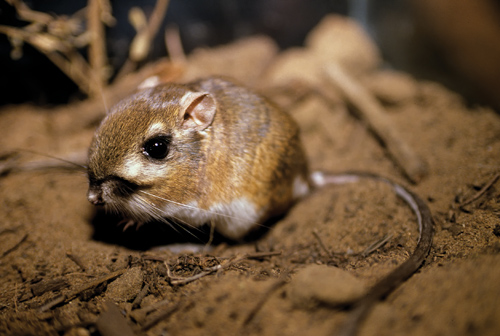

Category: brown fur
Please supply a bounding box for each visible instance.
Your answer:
[87,77,309,238]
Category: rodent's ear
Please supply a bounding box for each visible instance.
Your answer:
[179,91,216,131]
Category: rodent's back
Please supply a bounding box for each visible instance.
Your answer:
[191,78,310,222]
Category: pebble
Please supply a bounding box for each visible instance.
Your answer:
[288,264,366,309]
[104,267,143,302]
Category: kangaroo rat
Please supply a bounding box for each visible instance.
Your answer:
[87,77,433,335]
[87,77,311,239]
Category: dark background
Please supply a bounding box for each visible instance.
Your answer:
[1,0,499,109]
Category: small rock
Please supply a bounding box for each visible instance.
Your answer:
[288,264,366,309]
[63,327,91,336]
[182,36,279,84]
[105,267,143,302]
[306,15,381,75]
[262,15,381,89]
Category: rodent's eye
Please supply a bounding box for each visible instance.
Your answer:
[143,136,170,160]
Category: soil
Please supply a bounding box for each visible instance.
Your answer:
[1,15,500,336]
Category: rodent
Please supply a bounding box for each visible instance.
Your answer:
[87,77,310,240]
[86,77,433,336]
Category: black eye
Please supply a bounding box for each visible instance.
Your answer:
[143,136,170,160]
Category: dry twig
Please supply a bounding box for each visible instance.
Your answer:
[325,63,428,183]
[361,234,392,257]
[87,0,112,98]
[458,172,500,208]
[165,24,187,64]
[0,0,97,94]
[130,297,171,321]
[242,279,286,327]
[0,233,28,259]
[39,268,126,312]
[312,229,333,258]
[66,252,87,272]
[131,283,149,309]
[116,0,171,79]
[165,251,281,285]
[140,301,182,331]
[1,0,170,98]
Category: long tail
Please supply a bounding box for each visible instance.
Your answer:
[311,171,434,336]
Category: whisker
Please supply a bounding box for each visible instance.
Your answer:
[154,216,181,234]
[138,190,248,221]
[149,206,200,233]
[163,216,203,239]
[134,194,203,239]
[139,190,204,211]
[152,214,204,241]
[15,148,88,170]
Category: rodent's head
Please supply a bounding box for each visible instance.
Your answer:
[87,83,216,222]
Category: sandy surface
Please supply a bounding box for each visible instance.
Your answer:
[1,15,500,336]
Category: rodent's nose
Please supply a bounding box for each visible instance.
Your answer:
[87,188,105,206]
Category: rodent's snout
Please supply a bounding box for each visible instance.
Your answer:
[86,177,140,207]
[87,186,105,206]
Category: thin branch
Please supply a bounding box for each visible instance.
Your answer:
[165,251,281,286]
[146,0,170,40]
[141,301,182,331]
[312,229,333,258]
[87,0,108,98]
[45,51,91,94]
[242,279,286,326]
[361,234,392,257]
[8,0,53,24]
[116,0,170,79]
[0,24,92,95]
[325,63,429,183]
[0,233,28,259]
[66,252,87,272]
[0,1,96,96]
[165,24,186,64]
[39,268,127,312]
[459,172,500,208]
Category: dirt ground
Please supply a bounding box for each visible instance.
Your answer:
[1,15,500,336]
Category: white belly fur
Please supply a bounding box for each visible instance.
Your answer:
[166,197,263,240]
